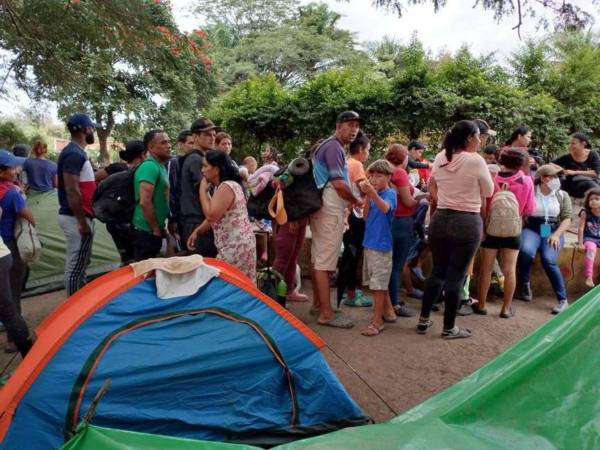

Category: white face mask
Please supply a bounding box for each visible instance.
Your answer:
[547,177,561,191]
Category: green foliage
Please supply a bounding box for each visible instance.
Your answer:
[1,0,216,160]
[0,121,28,149]
[210,30,600,163]
[201,0,363,87]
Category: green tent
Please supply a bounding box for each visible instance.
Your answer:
[24,191,120,296]
[61,286,600,449]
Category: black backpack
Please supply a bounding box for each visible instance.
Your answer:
[276,159,323,222]
[247,182,277,221]
[92,168,137,223]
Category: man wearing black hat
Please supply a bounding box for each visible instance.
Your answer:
[178,117,218,257]
[310,111,362,329]
[57,113,98,296]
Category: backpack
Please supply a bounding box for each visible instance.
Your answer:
[92,167,137,223]
[486,183,521,237]
[14,217,42,264]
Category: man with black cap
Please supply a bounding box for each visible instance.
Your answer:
[178,117,218,257]
[57,113,98,296]
[310,111,362,329]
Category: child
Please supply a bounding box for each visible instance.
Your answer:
[483,145,498,165]
[359,160,397,336]
[577,187,600,288]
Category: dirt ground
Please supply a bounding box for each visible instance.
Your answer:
[0,284,567,423]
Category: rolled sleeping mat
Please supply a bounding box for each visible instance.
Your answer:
[288,158,310,176]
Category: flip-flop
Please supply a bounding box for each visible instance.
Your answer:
[317,314,354,329]
[361,323,384,336]
[383,314,397,323]
[310,306,341,316]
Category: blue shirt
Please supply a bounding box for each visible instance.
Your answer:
[23,158,57,193]
[363,187,397,252]
[312,136,349,189]
[0,188,26,242]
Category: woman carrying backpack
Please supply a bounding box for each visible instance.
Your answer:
[515,164,572,314]
[477,149,535,317]
[416,121,494,339]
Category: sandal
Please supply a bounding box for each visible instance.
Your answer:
[342,290,373,307]
[383,314,397,323]
[441,327,472,339]
[317,314,354,329]
[361,323,384,336]
[472,303,488,315]
[500,307,515,319]
[416,319,433,334]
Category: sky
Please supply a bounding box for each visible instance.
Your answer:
[1,0,598,121]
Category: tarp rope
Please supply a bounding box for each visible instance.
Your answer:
[326,343,399,417]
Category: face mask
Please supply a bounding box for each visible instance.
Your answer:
[547,177,561,192]
[85,131,95,145]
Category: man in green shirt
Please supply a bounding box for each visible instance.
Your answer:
[131,129,171,261]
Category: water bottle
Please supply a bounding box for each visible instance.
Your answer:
[276,278,287,307]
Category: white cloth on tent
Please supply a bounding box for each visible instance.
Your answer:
[131,255,220,299]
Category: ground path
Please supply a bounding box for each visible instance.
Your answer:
[0,284,566,423]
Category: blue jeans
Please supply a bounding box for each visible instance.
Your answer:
[518,227,567,301]
[389,216,415,307]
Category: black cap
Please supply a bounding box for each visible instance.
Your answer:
[12,143,30,158]
[119,140,146,162]
[483,144,498,155]
[408,140,425,151]
[190,117,220,134]
[336,111,361,124]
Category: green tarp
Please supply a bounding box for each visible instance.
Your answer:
[61,425,261,450]
[24,191,120,296]
[60,285,600,450]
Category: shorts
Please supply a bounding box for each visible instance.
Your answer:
[310,209,345,271]
[481,234,521,250]
[362,248,392,291]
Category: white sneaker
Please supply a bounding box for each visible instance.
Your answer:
[552,300,569,315]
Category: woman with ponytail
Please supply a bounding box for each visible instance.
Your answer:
[416,120,494,339]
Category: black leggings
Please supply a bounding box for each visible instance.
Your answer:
[420,209,482,330]
[336,214,365,303]
[562,178,600,198]
[0,254,32,356]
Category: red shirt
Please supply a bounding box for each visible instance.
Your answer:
[391,167,415,217]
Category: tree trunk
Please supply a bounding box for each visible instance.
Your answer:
[95,109,115,166]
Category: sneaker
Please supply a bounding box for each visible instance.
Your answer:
[342,290,373,307]
[416,319,433,334]
[395,304,416,317]
[406,288,424,300]
[457,301,474,316]
[551,300,569,315]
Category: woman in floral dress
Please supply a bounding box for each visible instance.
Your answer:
[187,150,256,282]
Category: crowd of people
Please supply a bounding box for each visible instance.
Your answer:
[0,110,598,358]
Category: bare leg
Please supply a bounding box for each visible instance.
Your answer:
[499,249,519,314]
[478,248,498,310]
[314,269,335,321]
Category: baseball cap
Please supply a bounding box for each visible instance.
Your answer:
[0,149,26,167]
[190,117,220,134]
[474,119,497,137]
[67,113,99,132]
[119,140,146,162]
[336,111,361,123]
[408,140,426,151]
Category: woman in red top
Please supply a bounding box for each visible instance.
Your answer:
[385,144,426,317]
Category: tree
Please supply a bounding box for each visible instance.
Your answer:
[201,0,362,87]
[370,0,598,35]
[1,1,216,161]
[0,121,28,149]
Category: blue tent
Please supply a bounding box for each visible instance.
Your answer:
[0,259,368,449]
